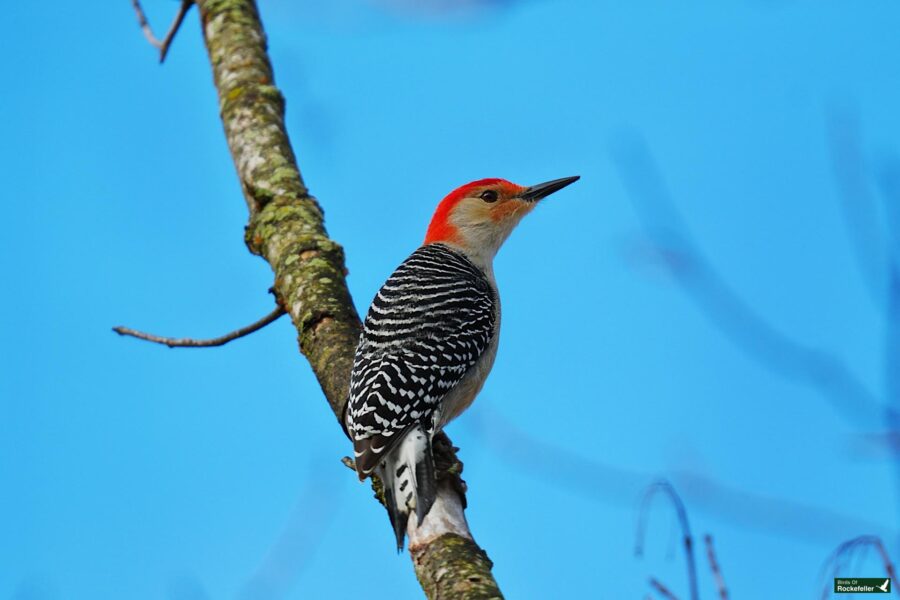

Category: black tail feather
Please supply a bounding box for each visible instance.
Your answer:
[414,435,437,526]
[377,425,439,551]
[380,467,410,552]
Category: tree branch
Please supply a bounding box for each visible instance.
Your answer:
[113,306,285,348]
[188,1,502,596]
[131,0,193,63]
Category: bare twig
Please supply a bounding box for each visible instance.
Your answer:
[131,0,193,63]
[636,480,699,600]
[649,578,681,600]
[113,306,286,348]
[611,134,889,428]
[704,535,728,600]
[820,535,896,600]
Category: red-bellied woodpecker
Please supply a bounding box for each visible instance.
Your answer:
[344,175,580,549]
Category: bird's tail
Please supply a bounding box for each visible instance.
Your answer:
[378,424,437,551]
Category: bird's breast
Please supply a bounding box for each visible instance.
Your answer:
[435,329,499,431]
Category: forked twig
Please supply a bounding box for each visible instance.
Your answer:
[131,0,193,63]
[113,306,286,348]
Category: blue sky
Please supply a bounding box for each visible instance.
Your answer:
[3,1,900,598]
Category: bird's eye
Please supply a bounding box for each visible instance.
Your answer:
[479,190,498,203]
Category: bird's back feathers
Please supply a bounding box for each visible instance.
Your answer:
[345,243,496,546]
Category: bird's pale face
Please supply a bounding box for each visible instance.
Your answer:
[447,182,534,264]
[425,176,580,268]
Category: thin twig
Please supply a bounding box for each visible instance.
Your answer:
[636,480,699,600]
[131,0,193,63]
[704,534,728,600]
[132,0,161,47]
[113,306,286,348]
[820,535,896,600]
[649,578,681,600]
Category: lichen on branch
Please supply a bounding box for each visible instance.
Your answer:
[412,534,502,600]
[193,1,503,596]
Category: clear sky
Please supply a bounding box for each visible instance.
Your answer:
[3,1,900,598]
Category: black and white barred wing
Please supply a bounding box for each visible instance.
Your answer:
[346,243,496,478]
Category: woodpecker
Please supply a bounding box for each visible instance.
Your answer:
[344,175,579,549]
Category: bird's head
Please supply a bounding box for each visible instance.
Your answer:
[424,176,579,267]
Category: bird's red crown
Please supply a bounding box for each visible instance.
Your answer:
[424,178,525,245]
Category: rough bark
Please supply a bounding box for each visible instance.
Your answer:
[412,534,502,600]
[194,1,503,597]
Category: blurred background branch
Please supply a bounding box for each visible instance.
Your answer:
[648,578,680,600]
[609,133,888,428]
[826,106,887,307]
[469,410,892,544]
[819,535,896,600]
[636,480,699,600]
[238,460,342,600]
[704,535,729,600]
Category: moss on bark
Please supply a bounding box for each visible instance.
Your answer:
[412,535,503,600]
[195,1,502,596]
[198,0,361,418]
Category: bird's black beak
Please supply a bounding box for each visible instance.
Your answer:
[519,176,580,202]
